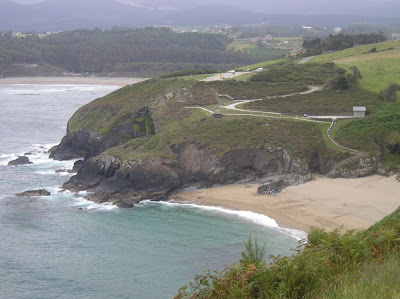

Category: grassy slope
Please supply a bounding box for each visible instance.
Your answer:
[309,40,400,92]
[300,39,400,167]
[67,76,349,163]
[67,79,191,135]
[104,80,342,162]
[68,41,400,166]
[243,88,380,115]
[235,58,286,71]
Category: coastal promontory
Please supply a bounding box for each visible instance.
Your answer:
[51,60,398,207]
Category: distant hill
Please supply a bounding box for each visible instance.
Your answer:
[0,0,399,31]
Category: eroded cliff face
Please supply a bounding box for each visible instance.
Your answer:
[327,154,384,178]
[49,107,155,161]
[62,144,312,207]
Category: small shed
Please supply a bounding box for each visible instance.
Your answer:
[353,106,366,118]
[213,113,223,119]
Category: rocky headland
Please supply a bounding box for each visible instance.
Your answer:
[50,78,387,207]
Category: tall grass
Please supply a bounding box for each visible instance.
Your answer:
[175,206,400,298]
[321,252,400,299]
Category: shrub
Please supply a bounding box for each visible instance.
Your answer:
[379,83,400,102]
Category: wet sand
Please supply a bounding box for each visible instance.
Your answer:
[173,175,400,233]
[0,77,148,86]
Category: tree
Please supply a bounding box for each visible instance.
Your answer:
[380,83,400,102]
[346,66,363,87]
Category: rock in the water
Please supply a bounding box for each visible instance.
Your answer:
[55,168,75,174]
[8,156,33,166]
[16,189,51,197]
[55,169,67,173]
[113,200,134,208]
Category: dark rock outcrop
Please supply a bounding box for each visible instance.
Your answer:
[16,189,51,197]
[63,155,122,191]
[63,144,311,207]
[257,173,311,195]
[8,156,32,166]
[258,179,290,194]
[73,160,84,173]
[50,107,156,161]
[327,154,381,178]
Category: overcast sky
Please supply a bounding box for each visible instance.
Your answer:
[2,0,396,16]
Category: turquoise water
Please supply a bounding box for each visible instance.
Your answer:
[0,84,302,298]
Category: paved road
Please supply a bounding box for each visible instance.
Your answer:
[201,71,247,82]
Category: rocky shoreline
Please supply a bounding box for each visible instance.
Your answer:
[50,132,384,208]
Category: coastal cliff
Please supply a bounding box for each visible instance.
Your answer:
[62,145,312,207]
[51,77,389,207]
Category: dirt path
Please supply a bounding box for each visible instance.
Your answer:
[185,85,362,163]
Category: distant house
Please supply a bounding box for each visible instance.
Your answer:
[265,35,273,41]
[353,106,366,118]
[290,47,307,57]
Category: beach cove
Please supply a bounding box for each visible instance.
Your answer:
[174,174,400,233]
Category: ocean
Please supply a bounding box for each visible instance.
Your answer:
[0,84,303,298]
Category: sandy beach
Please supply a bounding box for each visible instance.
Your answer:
[173,175,400,233]
[0,77,148,86]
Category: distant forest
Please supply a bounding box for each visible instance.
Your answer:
[303,32,388,55]
[0,27,257,77]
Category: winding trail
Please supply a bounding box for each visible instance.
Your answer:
[298,56,315,64]
[185,85,363,169]
[221,86,319,114]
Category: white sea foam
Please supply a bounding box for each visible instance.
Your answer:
[73,197,118,211]
[0,153,19,165]
[2,85,116,95]
[140,200,307,240]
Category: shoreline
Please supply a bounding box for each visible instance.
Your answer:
[172,174,400,234]
[0,77,149,86]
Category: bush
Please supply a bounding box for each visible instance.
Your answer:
[379,83,400,102]
[240,235,266,267]
[324,66,362,90]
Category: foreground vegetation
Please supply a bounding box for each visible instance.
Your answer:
[175,206,400,298]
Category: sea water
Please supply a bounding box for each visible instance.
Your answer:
[0,84,304,298]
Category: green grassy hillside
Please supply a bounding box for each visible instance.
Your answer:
[243,88,379,115]
[68,76,352,163]
[308,40,400,92]
[67,50,400,168]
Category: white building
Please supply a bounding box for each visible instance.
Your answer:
[353,106,366,118]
